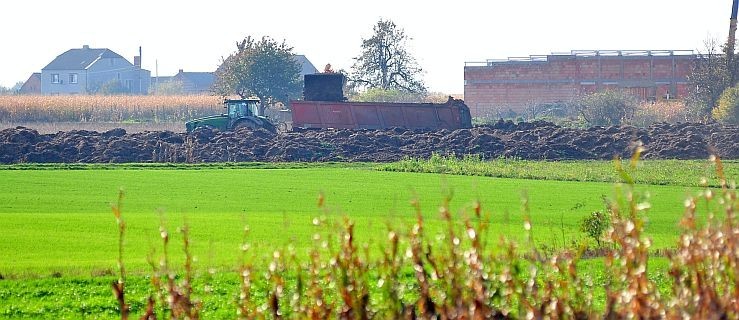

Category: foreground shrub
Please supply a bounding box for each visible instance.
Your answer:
[666,156,738,318]
[111,158,737,319]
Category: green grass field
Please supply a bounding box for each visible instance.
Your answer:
[0,162,722,277]
[0,160,734,318]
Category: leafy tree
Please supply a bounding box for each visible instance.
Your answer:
[213,36,302,114]
[353,87,424,103]
[713,84,739,124]
[576,90,637,126]
[0,82,23,95]
[351,88,456,104]
[687,38,731,118]
[0,86,13,95]
[350,19,425,93]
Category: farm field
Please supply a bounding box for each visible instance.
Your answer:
[0,95,221,123]
[0,161,714,276]
[0,160,734,318]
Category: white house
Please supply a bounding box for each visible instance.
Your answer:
[41,45,150,95]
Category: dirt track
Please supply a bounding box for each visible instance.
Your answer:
[1,120,737,164]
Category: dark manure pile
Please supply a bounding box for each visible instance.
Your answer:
[1,120,737,164]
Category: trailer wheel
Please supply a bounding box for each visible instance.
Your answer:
[277,122,290,133]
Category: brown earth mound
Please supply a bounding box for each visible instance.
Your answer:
[0,120,737,164]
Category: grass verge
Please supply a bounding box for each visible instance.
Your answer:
[379,153,739,187]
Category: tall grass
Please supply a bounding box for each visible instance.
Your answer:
[0,95,221,123]
[111,156,737,319]
[381,153,738,187]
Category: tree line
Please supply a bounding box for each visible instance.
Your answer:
[211,19,427,114]
[210,18,739,125]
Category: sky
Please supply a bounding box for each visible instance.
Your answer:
[0,0,729,93]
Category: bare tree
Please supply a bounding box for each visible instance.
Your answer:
[350,19,425,93]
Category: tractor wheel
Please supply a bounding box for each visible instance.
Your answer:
[277,122,290,133]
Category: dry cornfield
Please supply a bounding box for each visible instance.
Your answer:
[0,95,223,123]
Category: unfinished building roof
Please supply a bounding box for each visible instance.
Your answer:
[466,50,696,66]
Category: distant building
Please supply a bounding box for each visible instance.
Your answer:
[151,54,319,95]
[295,55,318,75]
[151,70,214,95]
[19,73,41,94]
[40,45,150,95]
[176,70,215,94]
[464,50,696,117]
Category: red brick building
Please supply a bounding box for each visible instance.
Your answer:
[463,50,696,117]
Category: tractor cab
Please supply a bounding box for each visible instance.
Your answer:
[226,99,261,119]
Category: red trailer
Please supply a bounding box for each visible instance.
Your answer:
[290,97,472,130]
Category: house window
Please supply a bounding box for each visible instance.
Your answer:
[69,73,78,84]
[124,80,134,90]
[51,74,60,84]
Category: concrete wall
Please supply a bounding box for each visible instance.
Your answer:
[464,51,696,118]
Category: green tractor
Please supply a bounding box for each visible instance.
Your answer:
[185,98,277,133]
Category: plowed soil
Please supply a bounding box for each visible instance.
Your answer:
[1,120,737,163]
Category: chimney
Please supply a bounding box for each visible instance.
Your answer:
[82,45,90,50]
[133,46,142,68]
